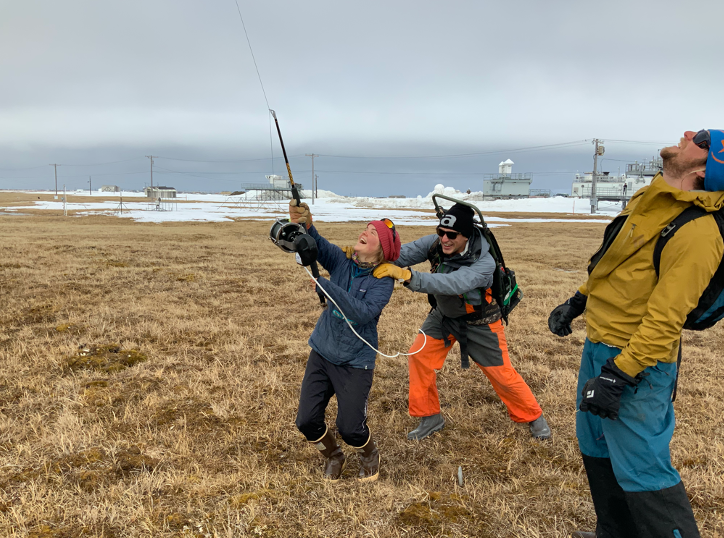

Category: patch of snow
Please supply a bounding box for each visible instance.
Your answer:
[1,186,614,225]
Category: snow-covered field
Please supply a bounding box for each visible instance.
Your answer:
[1,184,616,226]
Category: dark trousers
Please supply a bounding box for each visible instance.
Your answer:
[582,455,700,538]
[295,350,374,447]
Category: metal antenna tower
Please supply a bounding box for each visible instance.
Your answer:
[145,155,158,188]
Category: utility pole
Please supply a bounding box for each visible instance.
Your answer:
[591,139,604,214]
[145,155,158,189]
[50,164,60,198]
[306,153,319,204]
[88,176,92,196]
[315,174,318,198]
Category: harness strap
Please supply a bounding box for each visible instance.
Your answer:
[671,338,682,403]
[439,315,470,369]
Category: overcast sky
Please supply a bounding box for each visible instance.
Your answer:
[1,0,722,196]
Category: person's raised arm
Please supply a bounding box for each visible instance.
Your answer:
[289,200,346,274]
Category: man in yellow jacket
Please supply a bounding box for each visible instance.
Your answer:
[549,129,724,538]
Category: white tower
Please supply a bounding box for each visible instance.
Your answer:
[499,159,514,176]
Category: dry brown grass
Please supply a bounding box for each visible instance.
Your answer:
[0,198,722,537]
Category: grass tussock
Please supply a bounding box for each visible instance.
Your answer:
[0,196,722,537]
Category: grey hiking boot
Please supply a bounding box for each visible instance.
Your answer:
[529,415,551,440]
[407,413,445,440]
[571,532,595,538]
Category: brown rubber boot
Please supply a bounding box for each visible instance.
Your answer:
[353,434,380,482]
[311,427,346,481]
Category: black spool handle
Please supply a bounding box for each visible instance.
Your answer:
[270,109,326,307]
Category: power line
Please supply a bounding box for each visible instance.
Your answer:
[59,157,146,167]
[316,140,591,159]
[154,155,294,163]
[0,165,48,171]
[603,139,670,145]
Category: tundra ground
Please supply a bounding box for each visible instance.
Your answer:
[0,201,722,537]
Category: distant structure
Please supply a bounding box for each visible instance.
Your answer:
[144,186,177,199]
[571,156,662,204]
[238,175,303,201]
[482,160,533,199]
[267,174,290,190]
[100,185,120,192]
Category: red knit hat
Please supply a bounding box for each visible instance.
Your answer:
[369,219,401,262]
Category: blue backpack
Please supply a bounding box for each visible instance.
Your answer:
[653,205,724,331]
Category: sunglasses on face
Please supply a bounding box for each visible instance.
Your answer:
[381,218,396,241]
[436,227,459,240]
[693,129,710,151]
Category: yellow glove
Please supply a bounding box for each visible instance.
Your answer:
[373,263,411,282]
[341,246,355,259]
[289,199,312,228]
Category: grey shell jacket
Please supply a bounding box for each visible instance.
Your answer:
[394,229,496,318]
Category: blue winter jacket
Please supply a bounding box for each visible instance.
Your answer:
[306,225,394,370]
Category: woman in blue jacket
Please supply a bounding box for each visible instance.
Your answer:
[289,200,401,482]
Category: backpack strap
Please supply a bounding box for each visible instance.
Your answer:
[426,238,442,310]
[671,338,682,403]
[653,206,710,277]
[588,214,628,275]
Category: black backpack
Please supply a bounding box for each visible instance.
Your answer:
[653,206,724,331]
[426,222,523,325]
[479,222,523,324]
[589,205,724,331]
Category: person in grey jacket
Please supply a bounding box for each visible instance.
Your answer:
[373,203,551,440]
[289,200,401,482]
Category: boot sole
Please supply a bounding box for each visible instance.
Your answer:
[358,455,380,483]
[407,421,445,441]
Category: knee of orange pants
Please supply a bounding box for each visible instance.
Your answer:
[407,333,453,417]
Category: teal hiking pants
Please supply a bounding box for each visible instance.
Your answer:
[576,339,700,538]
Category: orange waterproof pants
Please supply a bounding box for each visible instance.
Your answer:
[408,318,542,423]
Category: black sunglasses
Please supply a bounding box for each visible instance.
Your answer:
[693,129,710,151]
[436,227,459,240]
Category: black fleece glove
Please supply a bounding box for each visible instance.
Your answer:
[548,291,588,337]
[579,357,640,420]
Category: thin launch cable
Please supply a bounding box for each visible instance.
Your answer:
[232,0,275,173]
[303,266,427,359]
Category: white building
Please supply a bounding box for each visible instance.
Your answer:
[144,186,177,199]
[571,157,662,198]
[483,159,532,198]
[266,174,291,190]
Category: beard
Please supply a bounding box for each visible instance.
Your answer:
[661,147,707,179]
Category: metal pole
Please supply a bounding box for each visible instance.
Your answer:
[89,176,92,196]
[50,164,60,198]
[591,139,599,214]
[146,155,157,189]
[306,153,318,204]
